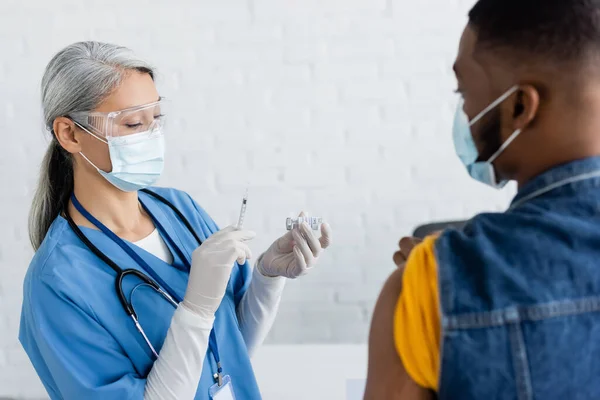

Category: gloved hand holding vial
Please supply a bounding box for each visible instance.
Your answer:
[257,211,332,279]
[234,188,331,279]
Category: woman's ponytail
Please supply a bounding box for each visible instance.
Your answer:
[29,140,73,250]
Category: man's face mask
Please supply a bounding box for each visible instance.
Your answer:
[452,85,521,188]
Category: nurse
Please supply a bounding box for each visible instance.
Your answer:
[19,41,332,400]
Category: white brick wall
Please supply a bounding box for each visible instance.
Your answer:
[0,0,517,398]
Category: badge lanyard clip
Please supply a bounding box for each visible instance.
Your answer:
[213,361,223,386]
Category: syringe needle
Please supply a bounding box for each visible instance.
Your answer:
[237,188,248,229]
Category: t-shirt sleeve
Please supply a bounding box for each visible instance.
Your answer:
[393,235,442,391]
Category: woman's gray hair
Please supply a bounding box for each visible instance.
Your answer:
[29,41,154,250]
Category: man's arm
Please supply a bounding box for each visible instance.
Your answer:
[363,267,435,400]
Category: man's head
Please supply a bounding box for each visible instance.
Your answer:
[455,0,600,186]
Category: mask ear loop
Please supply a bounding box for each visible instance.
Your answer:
[73,121,108,172]
[78,151,104,173]
[73,121,109,144]
[488,128,522,164]
[490,92,527,163]
[488,87,525,164]
[469,85,519,127]
[468,85,523,164]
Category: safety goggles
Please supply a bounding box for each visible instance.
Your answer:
[69,99,166,139]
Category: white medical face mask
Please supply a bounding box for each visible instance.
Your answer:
[452,85,521,188]
[77,125,165,192]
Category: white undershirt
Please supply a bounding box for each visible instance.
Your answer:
[136,228,286,399]
[134,229,174,264]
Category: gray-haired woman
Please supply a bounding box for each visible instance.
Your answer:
[19,41,332,400]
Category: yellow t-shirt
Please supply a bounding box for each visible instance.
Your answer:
[394,235,441,391]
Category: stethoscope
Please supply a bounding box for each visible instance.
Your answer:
[63,188,225,385]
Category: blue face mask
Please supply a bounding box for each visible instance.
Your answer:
[452,85,521,188]
[78,126,165,192]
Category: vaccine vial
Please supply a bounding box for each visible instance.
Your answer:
[286,216,323,231]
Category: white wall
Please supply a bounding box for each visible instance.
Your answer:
[0,0,516,398]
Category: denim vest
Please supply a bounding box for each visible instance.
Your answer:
[435,156,600,400]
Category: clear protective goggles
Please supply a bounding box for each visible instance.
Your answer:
[69,99,166,139]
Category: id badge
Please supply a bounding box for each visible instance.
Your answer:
[209,375,236,400]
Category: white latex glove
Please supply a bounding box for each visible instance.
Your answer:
[183,225,256,318]
[257,212,332,279]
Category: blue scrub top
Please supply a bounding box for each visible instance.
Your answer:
[19,188,262,400]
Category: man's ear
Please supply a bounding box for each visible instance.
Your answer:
[513,85,540,131]
[53,117,83,154]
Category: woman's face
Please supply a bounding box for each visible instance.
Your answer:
[75,71,160,173]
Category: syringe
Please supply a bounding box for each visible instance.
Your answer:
[237,188,249,229]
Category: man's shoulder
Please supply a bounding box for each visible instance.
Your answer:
[435,210,530,254]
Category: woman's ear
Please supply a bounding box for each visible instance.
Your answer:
[52,117,82,154]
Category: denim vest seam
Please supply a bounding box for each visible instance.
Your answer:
[436,262,447,394]
[435,240,455,316]
[443,307,520,330]
[443,296,600,330]
[521,296,600,321]
[509,323,533,400]
[437,326,448,398]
